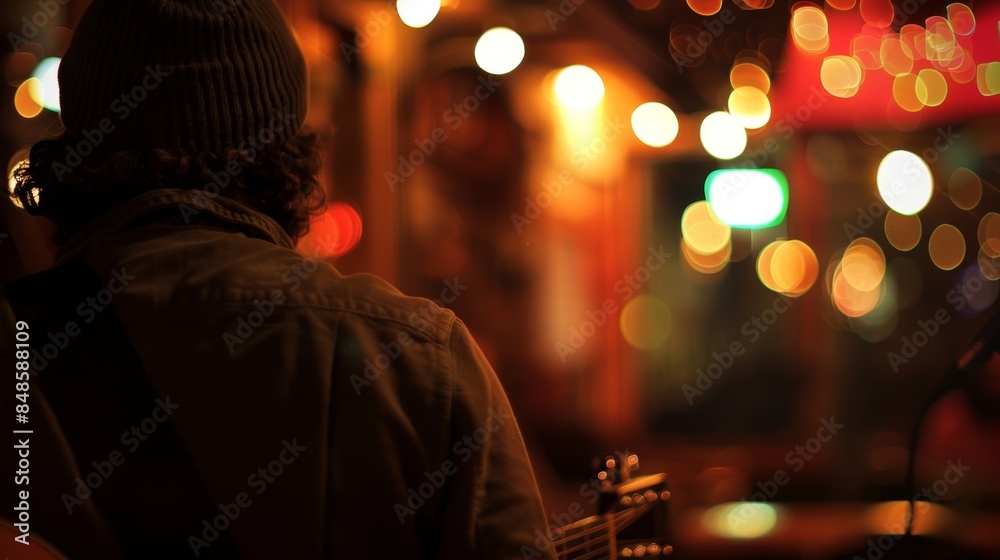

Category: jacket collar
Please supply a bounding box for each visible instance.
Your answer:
[55,188,295,264]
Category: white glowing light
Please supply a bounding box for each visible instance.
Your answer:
[631,102,679,147]
[474,27,525,75]
[877,150,933,216]
[554,65,605,110]
[396,0,440,28]
[702,502,779,539]
[700,111,747,160]
[705,169,788,228]
[32,57,61,112]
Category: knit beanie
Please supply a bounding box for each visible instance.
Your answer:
[57,0,308,155]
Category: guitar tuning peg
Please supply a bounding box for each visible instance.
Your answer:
[626,453,640,472]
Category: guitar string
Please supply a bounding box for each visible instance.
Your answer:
[553,504,653,558]
[552,503,652,548]
[553,511,632,551]
[564,543,611,560]
[562,508,663,560]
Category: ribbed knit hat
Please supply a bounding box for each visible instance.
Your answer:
[58,0,307,155]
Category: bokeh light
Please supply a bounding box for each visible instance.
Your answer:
[892,73,925,112]
[947,168,981,210]
[851,271,899,342]
[865,501,943,536]
[915,69,947,107]
[976,63,1000,96]
[884,211,922,251]
[841,238,886,291]
[928,224,965,271]
[727,86,771,129]
[947,3,976,36]
[827,0,856,9]
[949,48,976,84]
[880,37,914,77]
[31,57,60,112]
[899,24,927,61]
[682,200,731,255]
[682,237,731,274]
[876,150,933,216]
[791,5,829,54]
[821,55,863,98]
[852,33,882,70]
[925,16,957,65]
[619,295,672,350]
[730,62,771,93]
[14,78,43,119]
[554,65,605,110]
[979,248,1000,281]
[757,240,783,292]
[700,112,747,160]
[833,260,883,317]
[770,240,819,296]
[396,0,440,28]
[702,503,778,539]
[705,169,787,228]
[298,203,363,259]
[978,213,1000,258]
[474,28,525,75]
[687,0,723,16]
[631,102,679,147]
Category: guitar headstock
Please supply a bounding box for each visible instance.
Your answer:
[593,450,641,489]
[553,451,673,559]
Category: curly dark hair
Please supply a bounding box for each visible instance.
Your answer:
[10,129,325,244]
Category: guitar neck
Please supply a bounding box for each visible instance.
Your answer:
[551,473,672,560]
[553,512,619,560]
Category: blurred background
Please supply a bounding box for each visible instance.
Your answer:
[3,0,1000,558]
